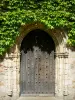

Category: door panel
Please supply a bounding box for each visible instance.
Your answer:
[21,47,55,95]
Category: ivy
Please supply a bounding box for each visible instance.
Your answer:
[0,0,75,55]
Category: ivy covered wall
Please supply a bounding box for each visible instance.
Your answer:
[0,0,75,55]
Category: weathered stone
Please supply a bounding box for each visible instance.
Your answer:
[0,22,75,100]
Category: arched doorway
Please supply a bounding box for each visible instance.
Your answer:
[20,29,55,96]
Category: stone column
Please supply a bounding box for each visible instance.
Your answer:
[16,53,20,97]
[11,45,21,99]
[55,53,59,96]
[55,52,68,99]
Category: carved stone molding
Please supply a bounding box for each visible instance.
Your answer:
[55,52,69,58]
[5,53,20,59]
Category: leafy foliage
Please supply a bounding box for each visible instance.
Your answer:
[0,0,75,55]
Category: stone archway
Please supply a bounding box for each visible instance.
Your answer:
[14,22,68,98]
[13,22,68,98]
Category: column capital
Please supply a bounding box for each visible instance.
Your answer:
[55,52,69,58]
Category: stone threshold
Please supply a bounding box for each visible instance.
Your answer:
[17,97,63,100]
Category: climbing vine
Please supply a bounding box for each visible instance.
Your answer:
[0,0,75,55]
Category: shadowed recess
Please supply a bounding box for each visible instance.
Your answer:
[21,29,55,54]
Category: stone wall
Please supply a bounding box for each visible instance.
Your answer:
[0,47,75,100]
[0,45,20,100]
[0,22,75,100]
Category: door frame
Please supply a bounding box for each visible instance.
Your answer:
[12,22,69,98]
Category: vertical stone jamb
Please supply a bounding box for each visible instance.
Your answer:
[55,54,59,96]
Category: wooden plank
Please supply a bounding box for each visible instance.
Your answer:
[21,47,55,95]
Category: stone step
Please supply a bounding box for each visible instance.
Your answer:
[17,97,63,100]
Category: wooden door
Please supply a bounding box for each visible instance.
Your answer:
[20,29,55,96]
